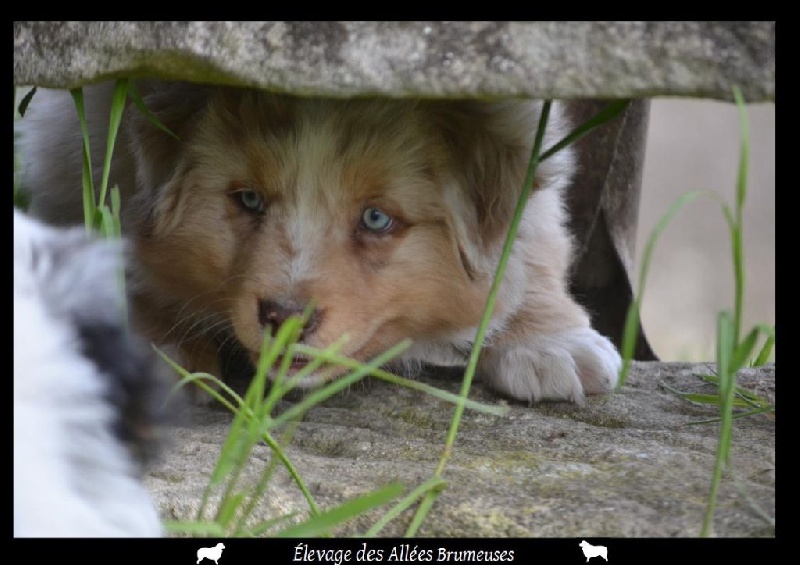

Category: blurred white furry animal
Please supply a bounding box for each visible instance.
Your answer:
[197,543,226,564]
[14,209,162,537]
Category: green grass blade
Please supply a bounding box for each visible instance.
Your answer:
[279,338,346,390]
[108,186,127,322]
[216,491,246,528]
[127,81,180,139]
[211,416,264,522]
[247,322,287,412]
[215,409,276,527]
[700,362,773,410]
[98,206,116,239]
[69,88,96,231]
[660,378,770,411]
[110,185,122,229]
[261,339,349,419]
[676,393,743,407]
[730,87,750,345]
[253,315,305,406]
[259,431,321,517]
[701,312,737,537]
[405,494,437,537]
[729,327,761,375]
[686,406,774,426]
[275,482,404,537]
[155,346,245,412]
[752,334,775,367]
[173,373,241,414]
[98,79,129,210]
[270,340,412,428]
[239,513,300,537]
[162,520,226,536]
[210,417,251,487]
[720,203,736,234]
[540,100,630,163]
[754,324,775,340]
[364,476,446,537]
[211,358,279,513]
[617,191,710,388]
[732,87,750,220]
[233,423,302,533]
[717,325,739,455]
[291,345,506,416]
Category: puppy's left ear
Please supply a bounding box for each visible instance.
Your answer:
[429,100,573,245]
[123,82,212,236]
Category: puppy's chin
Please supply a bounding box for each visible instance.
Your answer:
[237,325,396,390]
[243,349,352,389]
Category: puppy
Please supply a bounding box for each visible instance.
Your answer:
[18,81,621,403]
[14,209,162,537]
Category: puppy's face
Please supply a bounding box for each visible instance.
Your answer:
[128,87,544,383]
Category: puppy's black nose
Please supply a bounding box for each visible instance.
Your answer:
[258,300,320,341]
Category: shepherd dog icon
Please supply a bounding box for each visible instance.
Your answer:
[197,543,226,564]
[579,540,608,562]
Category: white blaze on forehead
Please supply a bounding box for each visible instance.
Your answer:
[284,121,343,287]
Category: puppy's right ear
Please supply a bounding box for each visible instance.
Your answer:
[427,100,573,246]
[124,82,211,236]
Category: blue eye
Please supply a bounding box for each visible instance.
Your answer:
[236,189,265,214]
[360,207,393,233]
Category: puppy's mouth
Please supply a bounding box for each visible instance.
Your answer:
[273,353,312,373]
[219,326,379,388]
[217,340,321,385]
[263,350,351,386]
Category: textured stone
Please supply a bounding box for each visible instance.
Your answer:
[14,22,774,101]
[146,362,775,537]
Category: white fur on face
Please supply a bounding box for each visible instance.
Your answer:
[13,210,162,537]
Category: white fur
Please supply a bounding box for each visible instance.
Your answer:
[478,329,621,404]
[13,210,161,537]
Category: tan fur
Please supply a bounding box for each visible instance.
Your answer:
[18,81,621,403]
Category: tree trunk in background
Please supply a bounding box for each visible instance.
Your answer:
[565,99,657,360]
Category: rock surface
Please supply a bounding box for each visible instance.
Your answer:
[146,362,775,537]
[14,22,774,101]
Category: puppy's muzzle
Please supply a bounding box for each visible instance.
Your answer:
[258,299,321,342]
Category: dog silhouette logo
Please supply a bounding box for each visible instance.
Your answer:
[578,540,608,562]
[197,543,225,564]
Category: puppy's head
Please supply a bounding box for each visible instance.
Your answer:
[126,85,573,384]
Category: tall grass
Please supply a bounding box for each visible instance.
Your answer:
[615,87,775,536]
[405,99,631,535]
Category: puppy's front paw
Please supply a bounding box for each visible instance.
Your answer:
[479,327,621,403]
